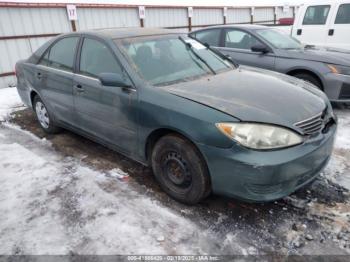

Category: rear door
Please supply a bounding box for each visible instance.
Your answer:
[217,28,276,70]
[326,2,350,49]
[293,5,331,46]
[36,36,80,125]
[73,37,138,155]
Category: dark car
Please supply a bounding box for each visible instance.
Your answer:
[190,25,350,103]
[16,28,337,204]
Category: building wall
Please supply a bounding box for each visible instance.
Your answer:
[145,7,187,28]
[0,3,296,88]
[226,8,251,24]
[255,7,275,24]
[192,8,223,26]
[76,7,139,30]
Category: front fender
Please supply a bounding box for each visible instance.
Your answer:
[136,86,238,161]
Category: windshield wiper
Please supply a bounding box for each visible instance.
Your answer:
[187,35,238,67]
[282,47,301,50]
[304,45,316,49]
[202,42,238,67]
[178,36,216,75]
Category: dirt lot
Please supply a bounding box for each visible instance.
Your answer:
[3,106,349,256]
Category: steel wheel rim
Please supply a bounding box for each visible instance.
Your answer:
[35,101,50,129]
[161,151,192,192]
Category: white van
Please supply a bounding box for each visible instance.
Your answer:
[292,0,350,49]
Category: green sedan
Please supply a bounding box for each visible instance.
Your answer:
[16,28,337,204]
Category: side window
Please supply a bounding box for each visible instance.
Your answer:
[40,37,79,72]
[224,29,260,50]
[194,29,221,46]
[79,38,123,78]
[303,5,330,25]
[335,4,350,24]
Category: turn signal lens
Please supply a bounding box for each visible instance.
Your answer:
[327,64,350,76]
[327,64,339,74]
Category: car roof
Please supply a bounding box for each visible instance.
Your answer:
[191,24,268,32]
[79,27,183,39]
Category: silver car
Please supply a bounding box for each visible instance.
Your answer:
[190,25,350,103]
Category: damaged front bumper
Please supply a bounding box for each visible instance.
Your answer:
[197,122,337,202]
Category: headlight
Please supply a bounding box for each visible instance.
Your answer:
[216,123,303,150]
[327,64,350,76]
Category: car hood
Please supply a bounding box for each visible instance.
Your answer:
[280,46,350,66]
[163,66,326,128]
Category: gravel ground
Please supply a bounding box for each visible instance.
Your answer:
[0,87,349,256]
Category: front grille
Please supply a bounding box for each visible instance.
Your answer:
[339,83,350,99]
[294,111,325,135]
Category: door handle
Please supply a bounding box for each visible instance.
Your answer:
[74,84,85,92]
[36,72,42,80]
[122,86,136,93]
[328,29,334,36]
[297,29,302,35]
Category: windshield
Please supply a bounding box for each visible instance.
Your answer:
[118,35,233,86]
[256,29,302,50]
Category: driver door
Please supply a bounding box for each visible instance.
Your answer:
[217,28,276,71]
[73,37,138,155]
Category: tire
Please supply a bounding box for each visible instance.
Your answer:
[151,134,211,205]
[293,73,322,89]
[33,95,61,134]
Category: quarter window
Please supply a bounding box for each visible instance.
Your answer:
[224,29,260,50]
[194,29,221,46]
[335,4,350,24]
[79,38,122,78]
[303,5,330,25]
[39,37,79,72]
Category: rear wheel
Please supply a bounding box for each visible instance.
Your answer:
[293,73,322,89]
[33,96,61,134]
[151,134,211,205]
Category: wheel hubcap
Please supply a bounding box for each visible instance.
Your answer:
[162,152,192,190]
[35,102,50,129]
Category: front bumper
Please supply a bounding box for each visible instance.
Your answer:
[197,123,337,202]
[323,73,350,102]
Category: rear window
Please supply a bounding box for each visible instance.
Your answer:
[303,5,330,25]
[335,4,350,24]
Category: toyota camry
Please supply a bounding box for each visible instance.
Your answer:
[16,28,337,204]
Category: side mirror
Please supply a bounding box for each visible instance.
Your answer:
[251,44,269,54]
[98,73,131,87]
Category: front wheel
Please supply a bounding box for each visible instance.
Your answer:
[33,96,61,134]
[151,134,211,205]
[293,73,322,89]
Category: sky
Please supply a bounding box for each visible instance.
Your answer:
[3,0,311,7]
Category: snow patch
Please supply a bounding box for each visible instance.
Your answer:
[108,168,130,181]
[0,88,241,255]
[335,116,350,150]
[0,87,23,121]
